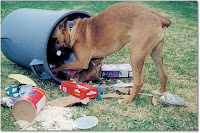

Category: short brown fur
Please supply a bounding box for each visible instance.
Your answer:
[51,3,171,103]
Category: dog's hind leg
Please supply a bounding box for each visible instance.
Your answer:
[121,26,163,104]
[150,37,168,93]
[121,45,146,104]
[121,39,151,103]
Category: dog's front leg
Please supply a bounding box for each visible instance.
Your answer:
[51,47,94,72]
[51,59,88,72]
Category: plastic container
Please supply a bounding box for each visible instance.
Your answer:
[1,8,92,83]
[73,116,98,129]
[12,87,47,122]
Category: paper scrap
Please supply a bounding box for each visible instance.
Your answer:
[48,96,90,107]
[139,93,157,106]
[102,92,157,106]
[101,93,121,98]
[8,74,37,86]
[116,88,130,94]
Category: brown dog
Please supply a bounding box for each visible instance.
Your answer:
[51,2,171,103]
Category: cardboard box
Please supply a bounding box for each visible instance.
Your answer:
[61,81,98,99]
[101,64,133,78]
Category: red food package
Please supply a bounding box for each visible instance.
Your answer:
[61,81,98,99]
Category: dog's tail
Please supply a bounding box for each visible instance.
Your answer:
[161,16,171,28]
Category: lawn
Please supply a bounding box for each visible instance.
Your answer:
[1,1,198,131]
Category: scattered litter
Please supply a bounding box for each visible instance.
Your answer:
[5,84,33,98]
[8,74,37,86]
[49,96,90,107]
[108,80,144,91]
[101,93,122,99]
[116,87,130,94]
[138,93,157,107]
[92,84,107,100]
[152,90,163,96]
[110,80,133,90]
[15,105,74,130]
[101,92,157,106]
[61,80,98,99]
[73,116,98,129]
[12,87,47,122]
[5,84,22,98]
[1,97,17,108]
[101,64,133,78]
[18,84,32,97]
[160,92,186,106]
[151,96,157,107]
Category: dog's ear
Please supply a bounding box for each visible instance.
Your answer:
[59,17,68,30]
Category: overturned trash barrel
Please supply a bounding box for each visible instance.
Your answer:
[1,8,92,83]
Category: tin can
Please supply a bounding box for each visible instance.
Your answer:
[12,87,47,122]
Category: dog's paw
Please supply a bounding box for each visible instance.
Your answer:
[120,98,134,104]
[119,99,129,104]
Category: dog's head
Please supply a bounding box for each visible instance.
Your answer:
[51,18,71,51]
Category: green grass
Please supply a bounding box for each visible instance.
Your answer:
[1,1,198,131]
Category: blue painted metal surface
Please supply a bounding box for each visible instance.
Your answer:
[1,8,92,83]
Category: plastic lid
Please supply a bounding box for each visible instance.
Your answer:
[73,116,98,129]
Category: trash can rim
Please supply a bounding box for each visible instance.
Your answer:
[43,9,92,83]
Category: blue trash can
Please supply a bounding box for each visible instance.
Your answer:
[1,8,92,83]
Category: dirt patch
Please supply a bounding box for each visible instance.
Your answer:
[15,105,74,130]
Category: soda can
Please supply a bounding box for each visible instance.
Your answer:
[12,87,47,122]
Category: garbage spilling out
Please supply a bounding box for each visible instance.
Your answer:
[2,74,47,122]
[1,8,92,83]
[1,71,187,130]
[1,8,188,131]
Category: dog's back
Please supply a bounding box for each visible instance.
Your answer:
[90,3,170,30]
[87,3,170,58]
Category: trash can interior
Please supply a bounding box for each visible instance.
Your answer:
[47,13,90,81]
